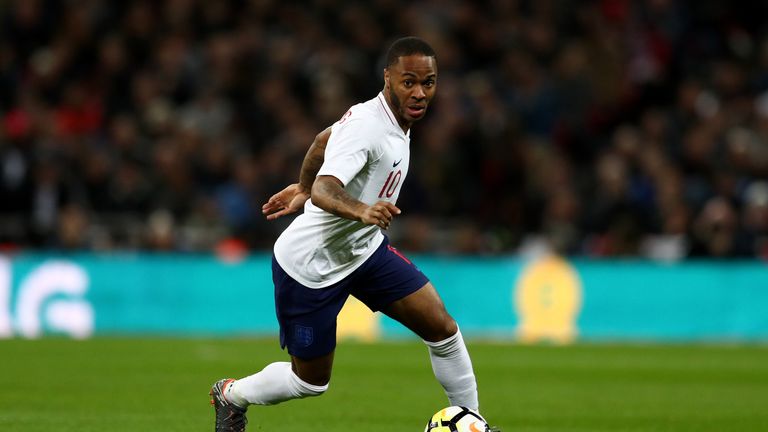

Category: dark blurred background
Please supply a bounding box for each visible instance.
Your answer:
[0,0,766,259]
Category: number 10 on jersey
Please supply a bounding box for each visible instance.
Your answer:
[378,170,402,198]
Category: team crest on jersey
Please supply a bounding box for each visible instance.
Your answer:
[294,325,314,347]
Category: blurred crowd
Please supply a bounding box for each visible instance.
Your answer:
[1,0,767,259]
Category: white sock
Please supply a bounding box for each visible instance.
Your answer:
[424,328,479,410]
[226,362,328,407]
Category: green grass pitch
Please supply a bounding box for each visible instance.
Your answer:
[1,338,767,431]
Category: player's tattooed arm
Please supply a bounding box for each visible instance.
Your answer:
[262,127,331,220]
[298,127,331,192]
[312,175,400,230]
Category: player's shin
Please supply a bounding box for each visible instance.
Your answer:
[423,328,479,411]
[228,362,328,406]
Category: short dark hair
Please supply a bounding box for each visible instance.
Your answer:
[385,37,436,68]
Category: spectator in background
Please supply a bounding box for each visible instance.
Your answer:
[0,0,766,260]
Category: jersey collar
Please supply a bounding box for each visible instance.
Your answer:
[377,93,410,137]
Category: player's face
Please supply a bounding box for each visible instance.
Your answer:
[384,54,437,129]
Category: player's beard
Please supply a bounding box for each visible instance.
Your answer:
[389,86,406,126]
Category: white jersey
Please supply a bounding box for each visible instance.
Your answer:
[273,93,411,288]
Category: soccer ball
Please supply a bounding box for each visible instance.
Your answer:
[424,406,490,432]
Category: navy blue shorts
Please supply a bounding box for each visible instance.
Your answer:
[272,237,429,359]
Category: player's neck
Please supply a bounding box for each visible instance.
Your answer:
[382,91,411,133]
[395,117,411,133]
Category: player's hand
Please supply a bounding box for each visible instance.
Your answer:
[359,201,401,230]
[262,183,310,220]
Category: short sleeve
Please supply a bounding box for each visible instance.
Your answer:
[317,118,372,186]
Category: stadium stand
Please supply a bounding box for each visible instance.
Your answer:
[0,0,766,259]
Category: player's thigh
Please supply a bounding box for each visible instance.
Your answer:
[291,351,335,386]
[273,257,348,367]
[382,282,458,342]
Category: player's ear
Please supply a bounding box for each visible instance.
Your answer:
[384,69,390,89]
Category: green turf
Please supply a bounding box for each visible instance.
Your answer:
[1,338,767,431]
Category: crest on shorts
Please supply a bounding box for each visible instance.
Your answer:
[294,325,314,347]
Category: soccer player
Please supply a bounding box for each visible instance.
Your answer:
[211,37,487,431]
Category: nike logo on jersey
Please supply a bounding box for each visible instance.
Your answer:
[392,159,402,167]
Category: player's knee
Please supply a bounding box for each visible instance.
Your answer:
[439,318,459,340]
[290,366,330,398]
[423,317,458,343]
[291,353,333,388]
[294,367,332,387]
